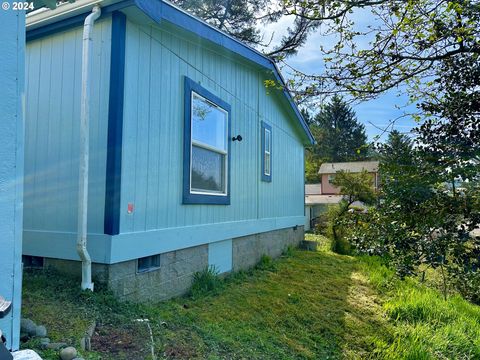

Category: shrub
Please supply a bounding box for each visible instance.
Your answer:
[190,266,221,298]
[256,255,277,271]
[282,245,295,257]
[325,204,354,255]
[331,236,351,255]
[313,213,329,235]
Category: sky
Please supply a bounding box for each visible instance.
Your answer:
[263,9,418,142]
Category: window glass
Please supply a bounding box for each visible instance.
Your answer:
[265,129,271,152]
[190,91,228,195]
[192,93,227,151]
[261,122,272,182]
[137,254,160,273]
[191,145,226,193]
[265,152,271,176]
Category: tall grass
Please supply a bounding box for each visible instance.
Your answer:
[358,254,480,359]
[190,266,222,299]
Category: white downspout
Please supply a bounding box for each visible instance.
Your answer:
[77,4,101,291]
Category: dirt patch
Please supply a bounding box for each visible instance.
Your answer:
[163,345,199,359]
[91,323,150,360]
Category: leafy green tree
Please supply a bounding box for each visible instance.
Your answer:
[417,54,480,184]
[352,115,480,302]
[279,0,480,104]
[279,0,480,304]
[332,170,377,206]
[328,170,376,254]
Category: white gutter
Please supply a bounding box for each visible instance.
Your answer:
[26,0,109,30]
[77,4,101,291]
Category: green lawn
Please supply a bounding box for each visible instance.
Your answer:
[22,235,480,359]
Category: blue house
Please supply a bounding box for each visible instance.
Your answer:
[24,0,314,301]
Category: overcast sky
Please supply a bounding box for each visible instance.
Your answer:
[263,11,418,142]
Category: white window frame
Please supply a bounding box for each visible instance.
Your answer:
[189,91,229,197]
[264,128,271,176]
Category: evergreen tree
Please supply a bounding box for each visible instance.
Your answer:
[171,0,319,59]
[304,96,368,183]
[380,130,413,166]
[313,95,368,162]
[300,108,315,126]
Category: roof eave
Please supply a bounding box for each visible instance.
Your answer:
[27,0,315,145]
[152,0,315,145]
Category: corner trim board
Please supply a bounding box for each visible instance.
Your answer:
[104,11,126,235]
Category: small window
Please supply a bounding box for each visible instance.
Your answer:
[328,174,336,184]
[183,77,231,205]
[261,121,272,182]
[137,254,160,273]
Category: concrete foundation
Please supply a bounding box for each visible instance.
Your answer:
[42,226,303,302]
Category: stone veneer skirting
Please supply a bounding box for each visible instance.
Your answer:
[43,226,304,302]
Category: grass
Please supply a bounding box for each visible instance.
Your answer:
[21,235,480,359]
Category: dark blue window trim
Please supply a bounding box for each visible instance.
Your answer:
[104,11,126,235]
[183,77,231,205]
[261,121,272,182]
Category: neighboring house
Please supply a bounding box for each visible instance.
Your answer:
[0,7,24,352]
[23,0,314,302]
[304,184,342,231]
[318,161,379,195]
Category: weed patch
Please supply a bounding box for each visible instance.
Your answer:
[255,254,277,271]
[189,266,222,299]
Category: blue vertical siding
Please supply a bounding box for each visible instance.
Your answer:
[24,19,112,255]
[23,10,306,264]
[0,9,24,351]
[119,19,305,235]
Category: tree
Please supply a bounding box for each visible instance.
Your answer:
[379,130,413,166]
[171,0,320,58]
[313,95,368,162]
[171,0,267,45]
[328,170,377,254]
[305,124,326,183]
[351,117,480,302]
[277,0,480,104]
[304,96,369,183]
[417,54,480,183]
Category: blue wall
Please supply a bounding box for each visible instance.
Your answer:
[0,7,24,351]
[112,17,305,261]
[23,9,306,264]
[24,18,112,262]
